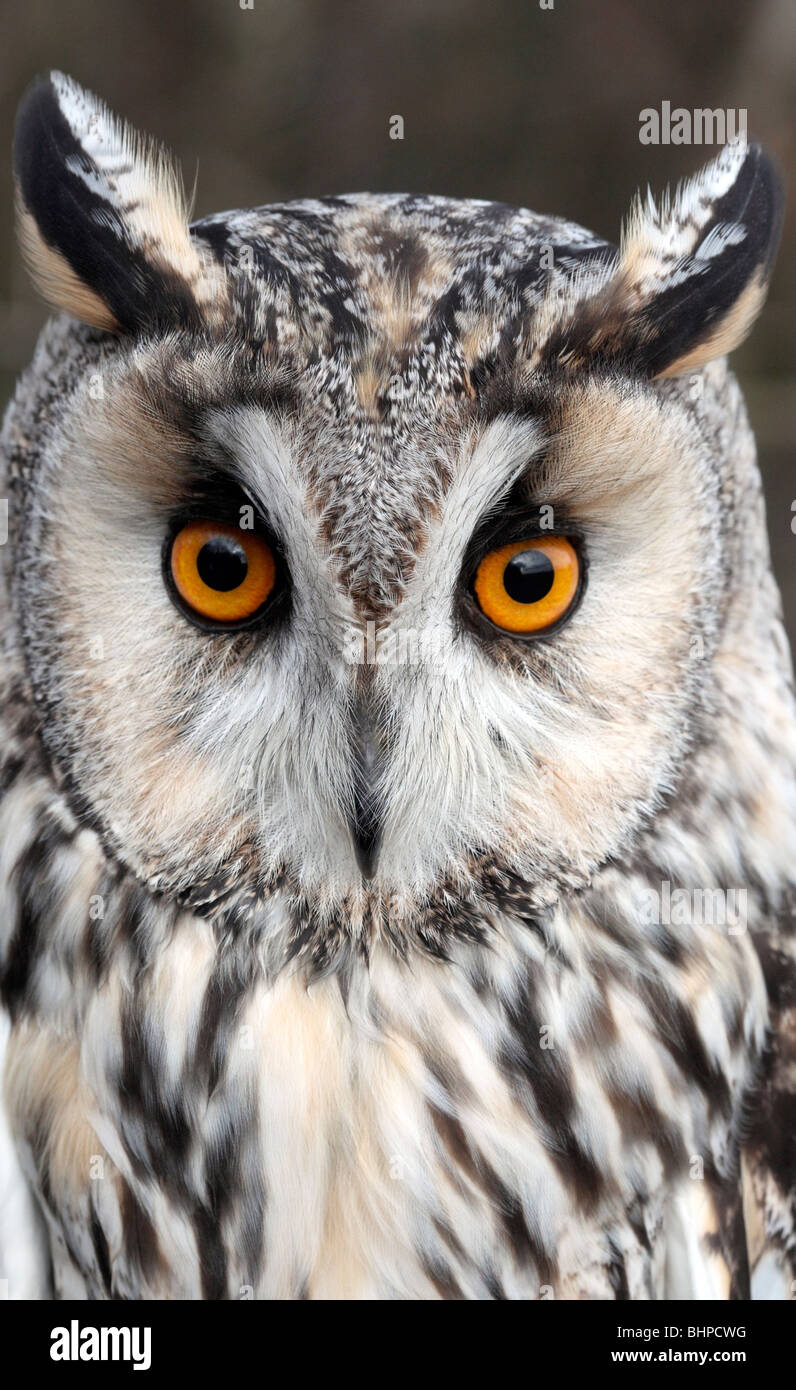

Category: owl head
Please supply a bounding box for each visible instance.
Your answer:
[3,73,784,949]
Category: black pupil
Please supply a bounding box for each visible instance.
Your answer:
[196,537,248,592]
[503,549,555,604]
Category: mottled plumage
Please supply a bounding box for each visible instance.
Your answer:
[0,72,793,1299]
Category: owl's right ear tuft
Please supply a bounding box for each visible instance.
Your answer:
[13,72,211,335]
[544,140,783,380]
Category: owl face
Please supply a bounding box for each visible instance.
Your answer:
[6,74,782,927]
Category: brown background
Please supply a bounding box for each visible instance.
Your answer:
[1,0,793,638]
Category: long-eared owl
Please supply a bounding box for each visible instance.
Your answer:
[0,72,793,1300]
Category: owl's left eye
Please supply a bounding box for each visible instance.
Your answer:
[166,519,277,628]
[473,535,581,635]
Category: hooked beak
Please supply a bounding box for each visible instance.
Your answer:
[349,695,384,880]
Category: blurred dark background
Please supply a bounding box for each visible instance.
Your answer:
[1,0,793,638]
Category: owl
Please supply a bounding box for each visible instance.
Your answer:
[0,70,793,1302]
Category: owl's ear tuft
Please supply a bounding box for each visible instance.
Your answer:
[551,141,783,379]
[622,141,784,378]
[13,72,209,334]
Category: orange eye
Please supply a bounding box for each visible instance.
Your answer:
[169,519,276,626]
[473,535,580,635]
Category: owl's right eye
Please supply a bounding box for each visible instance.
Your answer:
[166,519,278,629]
[472,535,581,636]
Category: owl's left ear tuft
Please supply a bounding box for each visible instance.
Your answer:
[551,140,784,380]
[13,71,211,334]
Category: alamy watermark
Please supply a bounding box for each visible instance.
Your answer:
[343,620,450,666]
[639,102,747,146]
[639,880,747,935]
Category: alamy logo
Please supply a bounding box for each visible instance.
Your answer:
[50,1319,151,1371]
[639,881,748,935]
[342,619,451,666]
[639,102,747,145]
